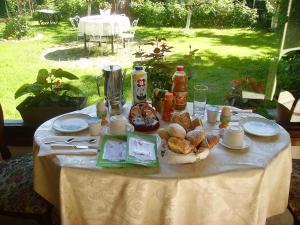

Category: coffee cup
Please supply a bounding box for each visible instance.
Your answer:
[206,105,219,123]
[223,125,244,147]
[109,115,134,135]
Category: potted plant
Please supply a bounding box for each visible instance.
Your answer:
[225,76,265,110]
[15,68,87,125]
[276,50,300,124]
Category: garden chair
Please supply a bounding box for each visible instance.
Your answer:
[289,159,300,225]
[0,103,53,225]
[119,18,139,48]
[69,16,83,41]
[99,8,111,16]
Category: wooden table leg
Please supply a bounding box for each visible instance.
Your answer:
[111,35,114,54]
[84,34,87,52]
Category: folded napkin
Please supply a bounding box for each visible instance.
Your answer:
[159,140,210,164]
[38,136,100,156]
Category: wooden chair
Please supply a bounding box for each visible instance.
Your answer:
[289,159,300,225]
[0,103,53,225]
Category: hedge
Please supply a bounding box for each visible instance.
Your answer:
[129,0,258,28]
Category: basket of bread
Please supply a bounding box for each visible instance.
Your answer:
[158,111,220,164]
[128,102,160,132]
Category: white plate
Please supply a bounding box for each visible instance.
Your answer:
[52,113,91,133]
[239,117,280,137]
[220,136,251,150]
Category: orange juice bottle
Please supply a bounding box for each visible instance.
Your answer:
[172,66,188,111]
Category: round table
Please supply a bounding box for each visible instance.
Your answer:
[78,15,130,53]
[33,104,292,225]
[78,15,130,36]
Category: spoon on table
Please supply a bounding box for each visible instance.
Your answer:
[44,138,97,145]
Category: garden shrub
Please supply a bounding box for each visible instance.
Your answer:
[3,15,30,39]
[36,0,111,19]
[129,0,165,27]
[129,0,258,28]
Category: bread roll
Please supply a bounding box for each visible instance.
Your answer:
[158,128,169,140]
[191,117,203,129]
[186,129,205,147]
[167,137,195,154]
[200,135,220,149]
[167,123,186,139]
[171,112,193,131]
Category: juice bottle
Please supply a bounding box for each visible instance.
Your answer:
[172,66,188,110]
[162,92,174,122]
[131,66,147,104]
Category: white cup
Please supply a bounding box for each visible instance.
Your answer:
[88,118,101,136]
[207,105,219,123]
[109,115,134,135]
[223,125,244,147]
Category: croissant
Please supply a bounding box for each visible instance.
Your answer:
[186,129,205,147]
[168,137,195,154]
[171,111,193,132]
[199,135,220,149]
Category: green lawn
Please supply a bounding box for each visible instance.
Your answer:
[0,21,280,119]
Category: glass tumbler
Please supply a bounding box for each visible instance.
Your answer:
[193,84,208,119]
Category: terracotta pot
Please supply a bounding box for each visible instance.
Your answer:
[17,97,87,125]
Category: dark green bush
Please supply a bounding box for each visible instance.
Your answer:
[3,16,30,39]
[277,50,300,99]
[129,0,165,27]
[129,0,258,28]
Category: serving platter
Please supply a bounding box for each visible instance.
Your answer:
[52,113,92,133]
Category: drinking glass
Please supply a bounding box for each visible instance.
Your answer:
[193,84,208,118]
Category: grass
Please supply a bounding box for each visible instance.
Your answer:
[0,20,280,119]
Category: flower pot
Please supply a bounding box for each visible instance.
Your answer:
[17,97,87,125]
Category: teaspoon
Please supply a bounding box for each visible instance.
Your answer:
[44,138,96,144]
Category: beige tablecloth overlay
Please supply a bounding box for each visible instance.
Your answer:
[33,104,292,225]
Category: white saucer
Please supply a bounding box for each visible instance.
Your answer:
[220,136,251,150]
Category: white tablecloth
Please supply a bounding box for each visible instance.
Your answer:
[78,15,130,36]
[33,104,292,225]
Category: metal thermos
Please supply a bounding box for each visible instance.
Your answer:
[96,65,126,115]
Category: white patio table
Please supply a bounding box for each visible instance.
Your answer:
[78,15,130,53]
[33,103,292,225]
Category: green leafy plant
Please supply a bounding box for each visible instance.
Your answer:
[134,37,175,92]
[133,37,199,105]
[276,50,300,99]
[15,68,83,109]
[225,76,264,109]
[3,15,30,39]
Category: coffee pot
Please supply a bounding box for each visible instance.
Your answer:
[96,65,126,115]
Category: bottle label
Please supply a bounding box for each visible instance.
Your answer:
[133,73,147,103]
[174,92,187,106]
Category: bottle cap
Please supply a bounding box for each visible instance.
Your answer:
[164,92,173,100]
[176,66,184,71]
[135,65,143,71]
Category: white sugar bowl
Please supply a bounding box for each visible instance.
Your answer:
[223,125,244,147]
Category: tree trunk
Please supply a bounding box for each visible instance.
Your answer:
[88,3,91,16]
[185,8,192,30]
[4,0,9,17]
[86,0,92,16]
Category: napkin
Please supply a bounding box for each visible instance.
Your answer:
[37,136,99,156]
[159,140,210,164]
